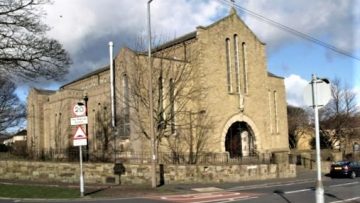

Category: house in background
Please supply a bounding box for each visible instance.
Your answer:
[27,8,289,160]
[0,136,7,145]
[3,130,27,146]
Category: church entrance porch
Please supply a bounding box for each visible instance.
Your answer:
[225,121,255,158]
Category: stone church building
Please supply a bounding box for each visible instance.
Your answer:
[27,9,289,160]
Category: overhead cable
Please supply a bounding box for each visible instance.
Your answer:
[217,0,360,61]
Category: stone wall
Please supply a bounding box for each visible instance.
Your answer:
[155,163,295,184]
[299,158,332,174]
[0,161,116,184]
[0,160,296,185]
[294,150,341,174]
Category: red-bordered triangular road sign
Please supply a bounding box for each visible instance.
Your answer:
[74,126,87,139]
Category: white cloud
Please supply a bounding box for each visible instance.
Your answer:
[239,0,358,53]
[39,0,227,86]
[284,74,308,107]
[43,0,225,56]
[40,0,359,85]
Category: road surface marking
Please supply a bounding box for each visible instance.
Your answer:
[330,197,360,203]
[192,187,224,192]
[227,179,314,191]
[193,195,259,203]
[213,196,259,203]
[151,191,260,203]
[281,181,358,194]
[329,181,358,188]
[161,192,228,200]
[160,192,239,200]
[284,188,312,194]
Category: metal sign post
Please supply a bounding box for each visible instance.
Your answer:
[79,145,84,197]
[312,75,324,203]
[303,74,331,203]
[72,126,87,197]
[71,103,88,197]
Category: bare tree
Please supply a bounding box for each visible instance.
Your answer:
[94,104,113,160]
[320,78,359,152]
[0,76,26,133]
[119,38,212,163]
[187,112,213,164]
[0,0,71,80]
[287,105,310,149]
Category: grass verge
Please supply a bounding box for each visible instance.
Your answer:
[0,184,80,199]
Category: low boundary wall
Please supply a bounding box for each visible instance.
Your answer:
[0,160,296,185]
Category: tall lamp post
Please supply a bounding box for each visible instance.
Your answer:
[304,74,331,203]
[147,0,157,188]
[83,95,89,161]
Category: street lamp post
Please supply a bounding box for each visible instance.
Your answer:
[83,95,89,161]
[312,75,324,203]
[304,74,331,203]
[147,0,157,188]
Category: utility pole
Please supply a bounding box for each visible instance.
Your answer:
[109,41,117,163]
[304,74,331,203]
[147,0,157,188]
[312,74,324,203]
[189,113,193,164]
[84,94,89,161]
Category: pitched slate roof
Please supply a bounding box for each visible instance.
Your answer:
[33,88,56,94]
[268,72,284,79]
[151,31,197,53]
[60,65,109,89]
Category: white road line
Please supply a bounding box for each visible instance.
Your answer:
[330,196,360,203]
[159,192,242,201]
[158,192,258,203]
[284,188,312,194]
[214,196,259,203]
[192,196,249,203]
[276,181,359,195]
[329,181,359,188]
[193,195,259,203]
[227,179,314,191]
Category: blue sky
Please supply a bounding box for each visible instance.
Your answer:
[15,0,360,108]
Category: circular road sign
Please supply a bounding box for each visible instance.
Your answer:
[303,82,331,108]
[73,104,86,116]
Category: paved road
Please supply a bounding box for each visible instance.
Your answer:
[2,177,360,203]
[146,178,360,203]
[241,179,360,203]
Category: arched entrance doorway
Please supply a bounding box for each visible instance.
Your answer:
[225,121,255,158]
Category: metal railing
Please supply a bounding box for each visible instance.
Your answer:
[1,148,274,165]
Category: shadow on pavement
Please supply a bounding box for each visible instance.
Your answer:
[273,190,292,203]
[85,187,109,196]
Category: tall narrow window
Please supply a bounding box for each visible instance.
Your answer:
[121,74,130,137]
[234,34,240,93]
[274,91,279,133]
[225,38,232,92]
[53,113,57,149]
[169,79,175,134]
[242,42,248,94]
[268,90,273,133]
